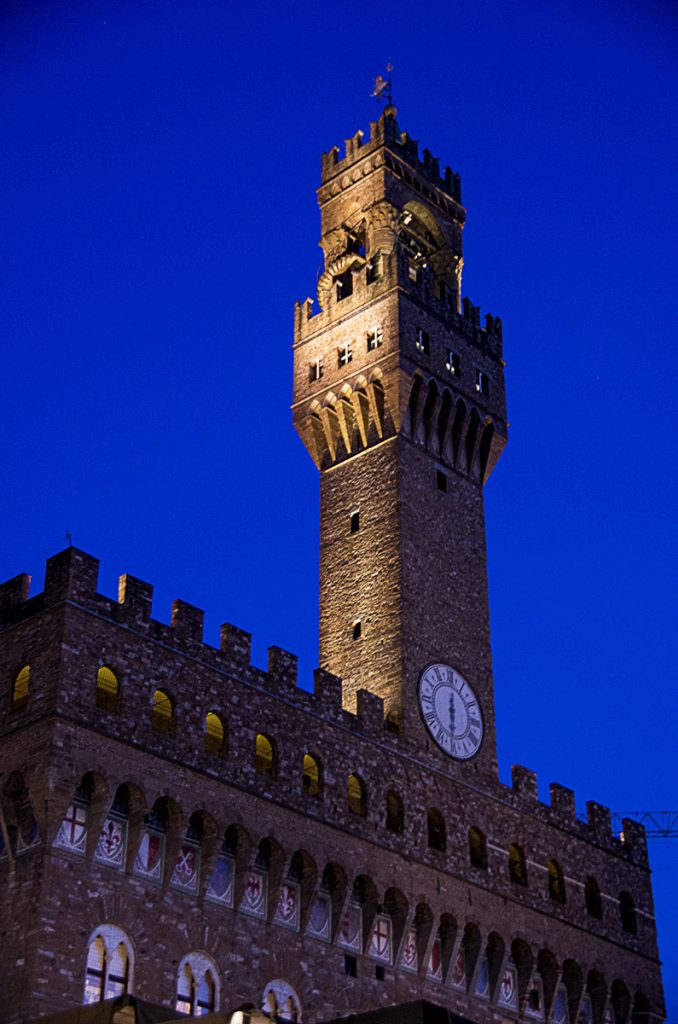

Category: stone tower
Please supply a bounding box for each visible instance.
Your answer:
[0,108,665,1024]
[293,107,507,779]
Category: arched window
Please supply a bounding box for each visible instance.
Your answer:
[12,665,30,705]
[385,790,404,834]
[176,953,219,1015]
[255,733,277,778]
[508,843,527,886]
[347,774,367,817]
[426,808,446,851]
[585,876,603,919]
[205,711,225,755]
[83,925,133,1004]
[96,666,119,713]
[262,979,302,1022]
[302,753,322,796]
[469,826,488,869]
[151,689,173,734]
[619,891,637,934]
[548,859,566,903]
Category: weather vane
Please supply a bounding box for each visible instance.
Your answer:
[371,63,394,107]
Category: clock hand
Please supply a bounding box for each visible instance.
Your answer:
[448,688,456,736]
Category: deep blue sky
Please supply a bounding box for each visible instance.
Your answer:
[2,0,677,1016]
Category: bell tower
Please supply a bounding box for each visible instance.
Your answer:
[293,108,508,779]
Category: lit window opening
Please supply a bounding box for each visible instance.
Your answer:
[12,665,30,706]
[446,350,460,376]
[475,369,490,396]
[96,666,119,713]
[415,329,430,355]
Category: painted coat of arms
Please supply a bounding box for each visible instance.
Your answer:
[170,842,200,893]
[306,891,330,941]
[240,869,267,918]
[94,817,126,868]
[367,915,392,964]
[498,965,518,1008]
[451,950,466,989]
[206,854,234,906]
[53,803,87,854]
[400,928,417,973]
[426,937,443,980]
[337,900,362,953]
[133,829,164,881]
[273,882,300,931]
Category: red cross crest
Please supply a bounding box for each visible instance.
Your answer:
[59,803,87,850]
[370,917,390,958]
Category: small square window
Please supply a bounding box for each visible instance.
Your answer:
[338,343,353,368]
[416,329,430,355]
[366,326,383,351]
[446,350,460,376]
[353,620,362,640]
[350,511,360,533]
[344,955,357,978]
[436,470,447,493]
[475,369,490,396]
[309,358,324,382]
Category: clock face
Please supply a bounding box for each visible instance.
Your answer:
[418,663,483,760]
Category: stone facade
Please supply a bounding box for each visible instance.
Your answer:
[0,110,665,1024]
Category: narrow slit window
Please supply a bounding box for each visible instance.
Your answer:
[436,470,447,493]
[352,620,362,640]
[350,511,360,533]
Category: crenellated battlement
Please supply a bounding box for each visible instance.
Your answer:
[0,549,650,869]
[507,764,649,868]
[320,110,462,204]
[0,547,395,740]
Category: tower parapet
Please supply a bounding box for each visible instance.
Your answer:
[320,111,462,205]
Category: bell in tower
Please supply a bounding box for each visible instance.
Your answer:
[293,107,507,781]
